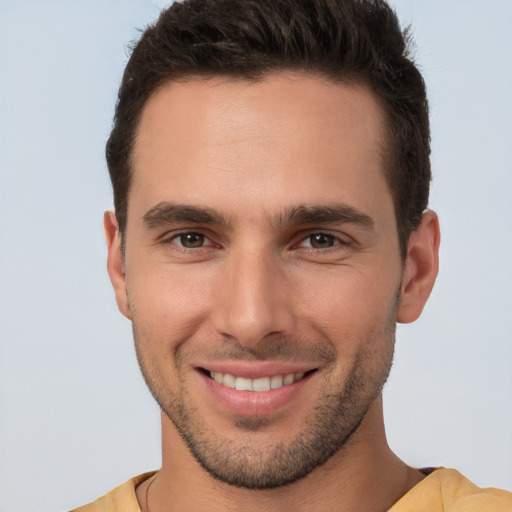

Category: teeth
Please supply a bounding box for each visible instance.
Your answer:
[283,373,294,386]
[223,373,236,388]
[253,377,271,392]
[270,375,283,389]
[209,371,308,392]
[235,377,253,391]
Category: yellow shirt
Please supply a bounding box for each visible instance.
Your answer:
[390,468,512,512]
[71,472,155,512]
[71,468,512,511]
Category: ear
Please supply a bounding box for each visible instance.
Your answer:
[104,211,131,320]
[397,210,440,324]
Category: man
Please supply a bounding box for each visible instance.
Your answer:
[72,0,512,510]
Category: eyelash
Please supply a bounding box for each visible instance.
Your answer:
[161,230,351,252]
[296,232,349,250]
[164,231,217,250]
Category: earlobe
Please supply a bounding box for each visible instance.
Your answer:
[397,210,440,324]
[104,211,131,320]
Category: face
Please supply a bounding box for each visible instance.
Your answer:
[114,74,407,489]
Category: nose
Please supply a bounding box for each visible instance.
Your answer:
[211,248,295,348]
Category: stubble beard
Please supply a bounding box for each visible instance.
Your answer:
[132,315,396,490]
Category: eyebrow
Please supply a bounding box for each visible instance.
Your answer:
[142,202,230,228]
[142,201,374,230]
[274,204,375,229]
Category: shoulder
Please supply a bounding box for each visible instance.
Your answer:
[70,472,156,512]
[390,468,512,512]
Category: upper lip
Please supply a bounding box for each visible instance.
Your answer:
[195,361,318,379]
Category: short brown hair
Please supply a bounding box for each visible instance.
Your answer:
[107,0,430,258]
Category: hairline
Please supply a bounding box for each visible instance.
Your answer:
[121,70,408,259]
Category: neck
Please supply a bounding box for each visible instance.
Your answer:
[137,397,424,512]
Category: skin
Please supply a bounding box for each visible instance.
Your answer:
[105,73,440,512]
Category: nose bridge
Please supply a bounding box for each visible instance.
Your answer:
[213,244,294,346]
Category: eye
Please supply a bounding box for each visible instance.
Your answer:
[171,232,209,249]
[300,233,339,249]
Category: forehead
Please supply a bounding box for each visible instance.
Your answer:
[130,73,391,224]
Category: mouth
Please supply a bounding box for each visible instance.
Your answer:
[200,368,318,392]
[196,362,320,417]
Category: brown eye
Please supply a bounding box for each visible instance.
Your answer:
[175,232,205,248]
[308,233,337,249]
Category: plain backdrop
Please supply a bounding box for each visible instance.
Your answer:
[0,1,511,511]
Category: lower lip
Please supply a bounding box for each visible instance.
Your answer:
[199,371,313,417]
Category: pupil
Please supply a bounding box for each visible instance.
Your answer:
[311,234,333,248]
[181,233,204,248]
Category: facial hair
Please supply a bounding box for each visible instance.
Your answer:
[132,295,397,490]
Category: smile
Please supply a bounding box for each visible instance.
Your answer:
[199,366,319,416]
[208,370,311,392]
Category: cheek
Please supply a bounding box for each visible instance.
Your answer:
[294,264,400,325]
[292,264,399,378]
[126,248,401,359]
[126,264,213,347]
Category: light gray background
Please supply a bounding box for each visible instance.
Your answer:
[0,1,511,511]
